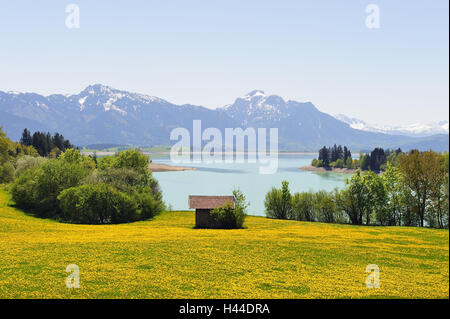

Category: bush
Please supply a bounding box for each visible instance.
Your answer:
[10,148,165,225]
[210,202,239,229]
[209,189,248,229]
[14,155,47,177]
[95,167,160,194]
[292,192,315,221]
[331,159,344,168]
[132,188,165,219]
[58,183,139,224]
[10,167,40,210]
[11,159,90,217]
[313,190,338,223]
[99,150,149,173]
[311,158,323,167]
[59,149,96,170]
[264,181,292,219]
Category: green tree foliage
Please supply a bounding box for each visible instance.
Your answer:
[399,150,443,227]
[318,146,330,167]
[0,162,15,183]
[11,158,90,217]
[382,163,403,226]
[1,127,38,182]
[14,155,47,177]
[23,129,74,157]
[10,147,164,224]
[265,181,292,219]
[369,148,387,172]
[58,183,139,224]
[109,149,149,173]
[209,189,248,229]
[314,190,339,223]
[311,158,322,167]
[269,150,447,229]
[210,202,239,229]
[231,188,249,227]
[291,192,315,221]
[59,148,96,170]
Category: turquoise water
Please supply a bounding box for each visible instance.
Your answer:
[152,155,350,216]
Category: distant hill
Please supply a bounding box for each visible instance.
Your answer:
[1,85,448,151]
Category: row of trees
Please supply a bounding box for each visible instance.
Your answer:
[20,128,74,157]
[312,145,403,171]
[268,150,449,228]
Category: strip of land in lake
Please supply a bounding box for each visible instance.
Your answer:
[299,165,357,174]
[149,163,196,172]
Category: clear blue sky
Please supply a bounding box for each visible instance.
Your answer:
[0,0,448,125]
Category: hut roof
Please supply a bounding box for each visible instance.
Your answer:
[189,196,235,209]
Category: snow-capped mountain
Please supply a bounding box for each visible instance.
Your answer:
[0,84,236,146]
[0,85,448,151]
[335,114,449,137]
[221,90,293,125]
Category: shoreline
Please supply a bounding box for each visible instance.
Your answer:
[299,165,357,174]
[149,163,196,172]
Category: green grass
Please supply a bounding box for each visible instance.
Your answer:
[0,188,448,299]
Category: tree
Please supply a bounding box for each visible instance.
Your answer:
[20,129,32,146]
[335,187,360,225]
[111,149,149,173]
[363,171,387,225]
[29,130,74,157]
[346,170,369,224]
[232,188,249,227]
[264,181,292,219]
[0,162,15,183]
[319,146,330,167]
[331,144,338,162]
[370,148,386,172]
[429,153,449,228]
[313,190,337,223]
[0,127,10,164]
[343,146,352,163]
[360,154,370,171]
[11,159,90,217]
[382,163,403,226]
[292,191,315,221]
[58,183,139,224]
[399,150,442,227]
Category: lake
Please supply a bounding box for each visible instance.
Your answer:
[152,154,350,216]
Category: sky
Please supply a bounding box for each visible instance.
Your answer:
[0,0,448,125]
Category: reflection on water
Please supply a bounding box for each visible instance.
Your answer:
[152,155,351,216]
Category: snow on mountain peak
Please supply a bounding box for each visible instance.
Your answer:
[75,84,169,114]
[241,90,267,101]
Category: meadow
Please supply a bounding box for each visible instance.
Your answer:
[0,188,448,299]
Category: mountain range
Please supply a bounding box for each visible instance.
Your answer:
[334,114,449,137]
[0,84,448,152]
